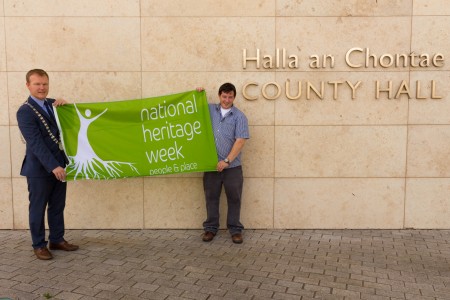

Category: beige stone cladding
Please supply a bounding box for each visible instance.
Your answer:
[2,0,449,229]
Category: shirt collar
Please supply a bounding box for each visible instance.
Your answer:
[29,95,47,109]
[215,103,234,113]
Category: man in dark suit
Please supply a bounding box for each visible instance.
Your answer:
[17,69,79,260]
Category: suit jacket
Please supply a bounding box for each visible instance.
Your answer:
[17,97,67,177]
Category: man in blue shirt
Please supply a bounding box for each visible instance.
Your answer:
[201,83,250,244]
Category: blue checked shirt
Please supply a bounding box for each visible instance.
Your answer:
[209,103,249,168]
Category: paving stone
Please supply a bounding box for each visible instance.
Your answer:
[285,286,315,297]
[245,286,274,297]
[153,278,178,288]
[185,272,212,280]
[139,290,169,299]
[0,288,39,300]
[154,286,183,297]
[0,278,19,288]
[109,278,137,288]
[72,286,101,297]
[404,294,436,300]
[12,282,40,293]
[33,286,63,298]
[170,275,198,285]
[222,290,253,299]
[226,271,252,281]
[360,293,391,300]
[0,265,20,273]
[375,288,406,299]
[293,276,320,285]
[2,229,450,300]
[94,290,124,299]
[273,292,304,300]
[179,290,209,300]
[251,275,278,285]
[56,291,84,300]
[332,287,362,298]
[364,280,393,291]
[318,280,347,290]
[303,283,332,294]
[93,282,120,292]
[218,282,247,293]
[347,284,376,295]
[132,282,159,292]
[208,275,235,285]
[314,293,345,300]
[259,282,288,293]
[198,286,227,297]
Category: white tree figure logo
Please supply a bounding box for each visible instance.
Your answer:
[67,104,139,180]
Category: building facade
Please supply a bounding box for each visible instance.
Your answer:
[1,0,449,229]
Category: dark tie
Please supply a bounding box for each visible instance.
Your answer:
[44,101,56,122]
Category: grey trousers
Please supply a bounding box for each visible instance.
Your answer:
[203,166,244,235]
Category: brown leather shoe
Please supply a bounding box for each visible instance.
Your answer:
[49,240,79,251]
[34,247,53,260]
[231,233,243,244]
[202,231,216,242]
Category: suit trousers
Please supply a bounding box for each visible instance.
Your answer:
[27,176,67,249]
[203,166,244,235]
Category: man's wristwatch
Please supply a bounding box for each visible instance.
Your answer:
[224,158,230,164]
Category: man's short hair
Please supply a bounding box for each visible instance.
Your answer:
[218,82,236,97]
[26,69,49,83]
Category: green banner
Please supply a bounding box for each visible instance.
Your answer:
[55,90,218,181]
